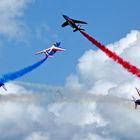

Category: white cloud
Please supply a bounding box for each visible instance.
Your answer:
[49,101,106,127]
[66,30,140,99]
[0,82,32,94]
[1,30,140,140]
[66,74,82,92]
[0,80,140,140]
[84,133,113,140]
[0,0,33,38]
[25,132,49,140]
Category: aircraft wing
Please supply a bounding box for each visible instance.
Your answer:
[72,19,87,24]
[61,21,69,27]
[52,47,65,51]
[2,85,7,91]
[35,48,51,55]
[35,51,44,55]
[44,48,51,52]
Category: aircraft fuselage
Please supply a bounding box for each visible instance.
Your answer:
[135,99,140,105]
[47,50,56,56]
[63,15,77,29]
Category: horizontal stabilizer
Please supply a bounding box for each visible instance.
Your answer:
[136,87,140,96]
[2,85,7,91]
[73,28,85,32]
[48,55,53,58]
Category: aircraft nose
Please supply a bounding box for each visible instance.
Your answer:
[62,15,67,18]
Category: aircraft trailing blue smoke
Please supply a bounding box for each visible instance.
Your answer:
[0,57,47,83]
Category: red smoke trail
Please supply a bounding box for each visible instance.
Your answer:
[80,31,140,78]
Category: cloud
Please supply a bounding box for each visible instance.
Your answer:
[66,30,140,98]
[1,82,29,94]
[25,132,49,140]
[73,133,113,140]
[1,30,140,140]
[49,101,106,127]
[0,0,34,38]
[0,80,140,140]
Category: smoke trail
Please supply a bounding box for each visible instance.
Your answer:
[0,57,47,83]
[80,31,140,78]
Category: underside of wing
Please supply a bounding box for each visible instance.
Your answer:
[52,48,62,51]
[2,85,7,91]
[61,21,69,27]
[45,48,51,52]
[73,19,87,24]
[35,51,44,55]
[35,49,47,54]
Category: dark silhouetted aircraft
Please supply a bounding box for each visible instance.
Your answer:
[132,88,140,109]
[62,15,87,32]
[0,82,7,91]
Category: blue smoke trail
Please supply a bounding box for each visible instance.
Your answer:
[0,57,47,83]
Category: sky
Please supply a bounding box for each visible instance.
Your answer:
[0,0,140,85]
[1,0,140,140]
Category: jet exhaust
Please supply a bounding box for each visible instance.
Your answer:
[80,31,140,79]
[0,57,47,84]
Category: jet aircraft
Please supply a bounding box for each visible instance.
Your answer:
[132,88,140,109]
[61,15,87,32]
[0,82,7,91]
[35,42,65,57]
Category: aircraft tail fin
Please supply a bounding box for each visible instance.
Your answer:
[135,87,140,96]
[132,96,136,102]
[132,96,137,109]
[73,24,85,32]
[54,42,61,47]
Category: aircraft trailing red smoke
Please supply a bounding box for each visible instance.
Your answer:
[80,31,140,78]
